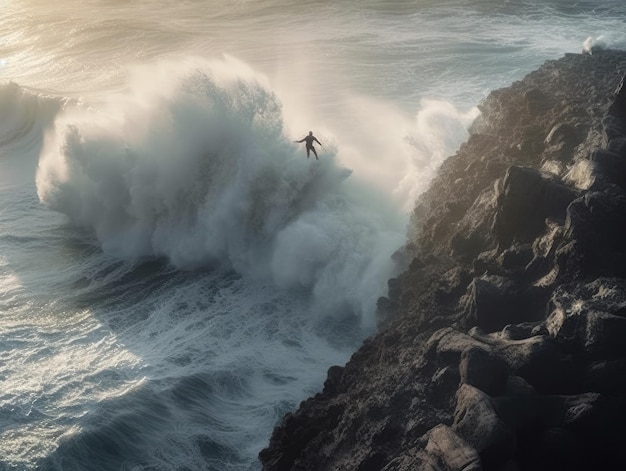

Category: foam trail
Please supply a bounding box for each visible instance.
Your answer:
[37,56,405,327]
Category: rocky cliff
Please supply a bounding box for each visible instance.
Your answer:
[260,48,626,471]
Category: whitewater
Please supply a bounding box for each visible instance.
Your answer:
[1,1,625,469]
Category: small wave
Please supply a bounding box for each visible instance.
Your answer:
[582,33,626,54]
[0,82,63,153]
[35,372,270,471]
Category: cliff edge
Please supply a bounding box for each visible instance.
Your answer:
[260,49,626,471]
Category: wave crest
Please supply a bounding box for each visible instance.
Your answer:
[36,57,405,325]
[0,81,61,153]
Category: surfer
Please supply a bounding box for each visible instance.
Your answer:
[295,131,322,160]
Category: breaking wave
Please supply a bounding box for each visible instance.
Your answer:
[36,56,405,326]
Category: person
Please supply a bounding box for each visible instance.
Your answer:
[295,131,322,160]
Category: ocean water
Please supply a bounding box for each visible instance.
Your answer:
[1,1,625,469]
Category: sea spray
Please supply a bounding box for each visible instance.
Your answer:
[36,57,406,327]
[278,85,480,212]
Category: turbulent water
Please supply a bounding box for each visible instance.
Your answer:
[1,1,625,469]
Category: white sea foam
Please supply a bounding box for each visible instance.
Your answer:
[36,56,406,327]
[583,33,626,54]
[276,90,479,212]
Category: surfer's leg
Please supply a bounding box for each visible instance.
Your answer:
[306,147,310,158]
[311,147,318,160]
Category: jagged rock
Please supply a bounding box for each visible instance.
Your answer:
[377,294,399,319]
[381,425,482,471]
[453,385,515,466]
[468,329,582,394]
[435,267,473,303]
[590,149,626,189]
[461,277,515,332]
[491,395,563,431]
[542,122,584,162]
[525,220,564,283]
[609,74,626,112]
[431,365,462,404]
[459,347,509,396]
[583,358,626,394]
[427,327,490,364]
[323,365,345,394]
[499,322,543,341]
[260,51,626,471]
[493,391,626,432]
[423,425,482,471]
[497,244,534,272]
[491,392,626,469]
[259,402,345,470]
[504,375,536,395]
[523,88,551,114]
[559,187,626,278]
[547,278,626,356]
[470,332,553,372]
[461,276,543,332]
[492,166,577,250]
[531,427,580,468]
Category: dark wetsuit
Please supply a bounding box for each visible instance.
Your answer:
[297,133,322,159]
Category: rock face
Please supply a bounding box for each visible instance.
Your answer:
[259,50,626,471]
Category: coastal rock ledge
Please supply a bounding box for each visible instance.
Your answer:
[260,49,626,471]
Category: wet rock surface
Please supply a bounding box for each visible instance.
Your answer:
[260,50,626,470]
